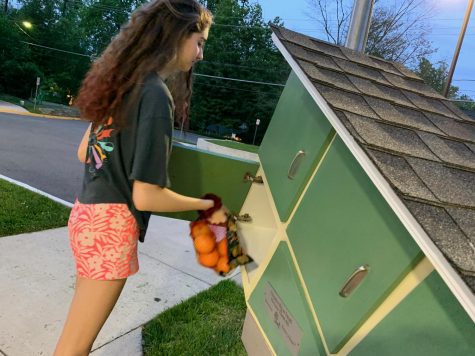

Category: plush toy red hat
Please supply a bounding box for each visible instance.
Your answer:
[198,193,223,220]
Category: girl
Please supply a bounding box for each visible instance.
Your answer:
[54,1,214,354]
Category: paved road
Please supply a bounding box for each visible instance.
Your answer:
[0,113,212,203]
[0,113,87,202]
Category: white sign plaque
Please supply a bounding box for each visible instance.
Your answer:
[264,282,303,355]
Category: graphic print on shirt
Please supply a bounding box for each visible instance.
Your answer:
[87,116,115,175]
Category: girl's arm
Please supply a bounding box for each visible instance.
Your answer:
[132,180,214,212]
[77,123,92,163]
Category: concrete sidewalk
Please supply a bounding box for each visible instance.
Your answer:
[0,215,242,356]
[0,100,30,113]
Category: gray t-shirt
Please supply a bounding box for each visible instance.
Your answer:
[78,73,174,242]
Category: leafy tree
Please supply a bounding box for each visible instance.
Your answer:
[416,57,475,111]
[191,0,290,144]
[306,0,435,67]
[0,10,38,95]
[12,0,91,102]
[79,0,144,56]
[416,58,458,97]
[3,0,291,143]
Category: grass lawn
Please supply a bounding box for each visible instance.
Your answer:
[142,279,247,356]
[207,139,259,154]
[0,179,71,237]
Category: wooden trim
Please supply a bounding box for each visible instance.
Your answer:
[239,167,283,299]
[271,33,475,322]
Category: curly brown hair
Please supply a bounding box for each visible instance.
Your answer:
[74,0,212,128]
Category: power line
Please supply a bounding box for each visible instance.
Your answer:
[197,60,289,74]
[20,41,93,58]
[193,73,285,87]
[15,39,286,87]
[193,82,281,96]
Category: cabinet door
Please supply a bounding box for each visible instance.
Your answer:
[259,71,334,222]
[248,242,326,356]
[286,136,422,352]
[350,271,475,355]
[159,142,259,221]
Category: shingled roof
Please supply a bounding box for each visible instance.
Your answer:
[270,25,475,296]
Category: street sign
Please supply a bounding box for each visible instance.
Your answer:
[36,77,40,86]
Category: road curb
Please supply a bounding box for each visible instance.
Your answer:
[0,174,73,208]
[0,108,81,121]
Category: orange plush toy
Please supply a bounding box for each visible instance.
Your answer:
[189,194,253,276]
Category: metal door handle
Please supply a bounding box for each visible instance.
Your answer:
[339,265,369,297]
[243,172,263,184]
[236,213,252,222]
[288,150,305,179]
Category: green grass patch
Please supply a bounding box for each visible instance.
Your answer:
[0,179,71,237]
[142,279,247,356]
[207,139,259,154]
[0,93,21,105]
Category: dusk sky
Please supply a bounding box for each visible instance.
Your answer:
[258,0,474,100]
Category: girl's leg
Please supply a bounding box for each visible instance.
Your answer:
[54,276,127,356]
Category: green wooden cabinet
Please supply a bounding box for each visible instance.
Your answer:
[248,242,326,356]
[286,136,422,352]
[350,271,475,355]
[259,71,335,222]
[161,142,259,221]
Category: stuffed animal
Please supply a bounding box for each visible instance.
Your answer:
[189,194,253,276]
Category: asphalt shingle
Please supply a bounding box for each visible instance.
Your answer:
[417,131,475,170]
[307,38,348,60]
[281,41,342,71]
[344,112,441,161]
[364,96,444,134]
[403,90,460,119]
[367,149,438,201]
[392,61,425,81]
[403,199,475,274]
[424,112,475,143]
[368,56,406,76]
[348,76,417,108]
[334,110,367,143]
[380,71,444,100]
[297,60,359,93]
[446,207,475,243]
[466,142,475,155]
[340,46,382,69]
[442,100,475,122]
[313,82,380,119]
[332,57,392,86]
[406,157,475,208]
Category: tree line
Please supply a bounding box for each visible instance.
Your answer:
[1,0,472,145]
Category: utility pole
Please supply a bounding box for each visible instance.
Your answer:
[443,0,474,98]
[4,0,8,13]
[345,0,375,52]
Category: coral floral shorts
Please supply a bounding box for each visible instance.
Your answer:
[68,200,140,280]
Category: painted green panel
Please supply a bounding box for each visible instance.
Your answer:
[249,242,326,356]
[158,143,259,221]
[259,71,335,222]
[350,271,475,355]
[286,136,422,352]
